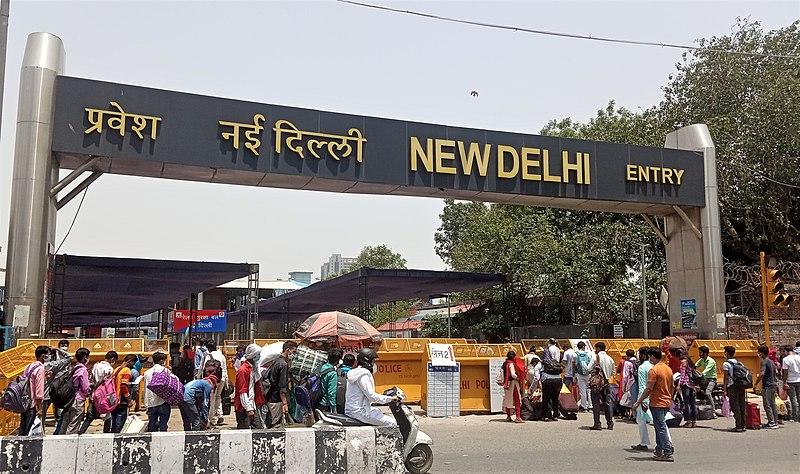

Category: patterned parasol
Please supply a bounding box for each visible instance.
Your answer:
[294,311,383,348]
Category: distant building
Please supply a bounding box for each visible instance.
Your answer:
[288,271,312,285]
[320,254,356,280]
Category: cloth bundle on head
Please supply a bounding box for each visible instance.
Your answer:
[245,343,262,361]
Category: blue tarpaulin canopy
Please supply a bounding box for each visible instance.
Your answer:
[51,254,252,327]
[228,267,505,324]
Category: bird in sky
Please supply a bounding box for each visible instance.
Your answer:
[470,90,479,97]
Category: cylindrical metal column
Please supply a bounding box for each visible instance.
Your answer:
[4,33,65,336]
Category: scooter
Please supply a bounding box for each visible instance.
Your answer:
[315,387,434,474]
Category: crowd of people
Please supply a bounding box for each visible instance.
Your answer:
[499,338,800,463]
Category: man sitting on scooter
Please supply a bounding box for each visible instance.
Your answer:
[345,348,399,427]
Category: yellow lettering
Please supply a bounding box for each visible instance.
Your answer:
[583,152,591,184]
[638,165,650,182]
[520,147,541,181]
[662,168,674,184]
[562,151,583,184]
[497,145,519,179]
[542,150,561,182]
[457,141,491,177]
[435,139,457,174]
[650,167,661,182]
[626,164,637,181]
[410,137,433,172]
[674,168,684,185]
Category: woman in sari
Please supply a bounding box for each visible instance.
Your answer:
[619,349,638,419]
[502,350,525,423]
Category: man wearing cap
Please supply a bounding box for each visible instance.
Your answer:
[234,344,265,429]
[695,345,717,410]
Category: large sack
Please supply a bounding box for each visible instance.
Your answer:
[259,342,284,368]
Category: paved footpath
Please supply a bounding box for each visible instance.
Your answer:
[418,410,800,473]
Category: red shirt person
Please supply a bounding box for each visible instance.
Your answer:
[234,344,266,429]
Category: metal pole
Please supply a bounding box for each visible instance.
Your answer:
[5,33,65,337]
[0,0,9,147]
[759,251,771,347]
[447,294,451,338]
[641,243,648,339]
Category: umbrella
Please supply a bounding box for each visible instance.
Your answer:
[294,311,383,348]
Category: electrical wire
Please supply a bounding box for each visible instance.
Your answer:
[336,0,800,60]
[55,187,88,254]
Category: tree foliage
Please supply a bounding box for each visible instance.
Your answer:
[434,20,799,335]
[352,244,407,270]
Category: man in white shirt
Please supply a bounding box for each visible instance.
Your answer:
[546,339,561,362]
[144,352,172,432]
[574,341,595,410]
[590,341,616,431]
[562,345,577,389]
[781,344,800,422]
[206,341,229,426]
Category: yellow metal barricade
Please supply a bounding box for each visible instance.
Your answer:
[520,339,571,353]
[688,339,759,383]
[374,339,427,403]
[589,339,662,363]
[0,343,38,435]
[421,343,523,414]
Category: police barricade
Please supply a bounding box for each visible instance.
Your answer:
[0,426,404,473]
[419,343,523,414]
[588,339,662,363]
[0,343,38,436]
[688,339,759,383]
[520,338,571,353]
[16,338,153,363]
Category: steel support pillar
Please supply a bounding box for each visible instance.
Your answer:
[664,124,725,338]
[4,33,65,337]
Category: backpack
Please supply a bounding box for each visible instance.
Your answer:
[259,366,273,396]
[335,368,348,413]
[588,356,608,391]
[50,366,77,409]
[296,367,335,410]
[542,358,563,376]
[730,361,753,389]
[93,368,121,414]
[575,351,591,376]
[1,364,36,413]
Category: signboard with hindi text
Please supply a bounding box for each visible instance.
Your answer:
[51,76,705,215]
[171,309,227,333]
[428,343,457,367]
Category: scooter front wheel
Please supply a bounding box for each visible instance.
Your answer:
[405,443,433,474]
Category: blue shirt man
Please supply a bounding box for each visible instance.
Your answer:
[180,377,214,431]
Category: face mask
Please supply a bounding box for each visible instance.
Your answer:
[59,346,68,351]
[372,365,377,374]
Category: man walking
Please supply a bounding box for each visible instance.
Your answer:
[144,352,172,432]
[631,347,653,452]
[109,355,136,433]
[234,344,266,429]
[60,348,91,434]
[723,345,747,432]
[545,338,561,362]
[633,348,674,462]
[19,346,49,436]
[755,345,779,429]
[574,341,593,411]
[590,341,615,431]
[562,344,576,390]
[781,344,800,422]
[78,351,116,434]
[264,341,297,427]
[695,345,717,408]
[319,348,343,413]
[206,341,228,425]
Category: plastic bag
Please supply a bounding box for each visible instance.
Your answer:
[721,395,731,417]
[121,414,146,433]
[775,396,788,416]
[28,416,43,436]
[259,342,284,368]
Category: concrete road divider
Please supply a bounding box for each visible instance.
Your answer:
[0,426,404,473]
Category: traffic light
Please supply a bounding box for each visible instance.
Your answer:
[765,266,794,307]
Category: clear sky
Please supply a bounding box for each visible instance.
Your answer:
[0,0,797,282]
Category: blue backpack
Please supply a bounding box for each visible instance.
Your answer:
[576,351,591,376]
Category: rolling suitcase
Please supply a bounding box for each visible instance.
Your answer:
[745,401,761,429]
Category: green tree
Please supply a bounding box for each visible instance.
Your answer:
[353,244,407,270]
[420,316,449,338]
